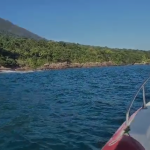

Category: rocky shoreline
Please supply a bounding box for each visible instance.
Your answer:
[38,61,115,70]
[0,61,149,72]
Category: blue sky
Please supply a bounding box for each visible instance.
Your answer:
[0,0,150,50]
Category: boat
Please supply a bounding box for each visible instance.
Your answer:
[102,76,150,150]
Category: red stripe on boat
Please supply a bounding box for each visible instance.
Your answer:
[102,108,143,150]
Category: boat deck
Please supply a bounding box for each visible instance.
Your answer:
[130,102,150,150]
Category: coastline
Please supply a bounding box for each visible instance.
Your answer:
[0,61,149,73]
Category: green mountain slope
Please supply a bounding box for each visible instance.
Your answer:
[0,17,43,40]
[0,18,150,70]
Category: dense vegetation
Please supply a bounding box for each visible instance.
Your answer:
[0,33,150,69]
[0,17,43,40]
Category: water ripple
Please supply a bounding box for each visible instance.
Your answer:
[0,65,150,150]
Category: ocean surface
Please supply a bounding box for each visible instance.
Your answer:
[0,65,150,150]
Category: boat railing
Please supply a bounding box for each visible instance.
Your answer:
[126,76,150,126]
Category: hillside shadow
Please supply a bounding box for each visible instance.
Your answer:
[0,48,19,59]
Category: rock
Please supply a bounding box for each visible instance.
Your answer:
[0,61,116,72]
[0,66,12,70]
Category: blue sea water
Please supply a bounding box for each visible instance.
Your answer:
[0,65,150,150]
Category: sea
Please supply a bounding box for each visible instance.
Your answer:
[0,65,150,150]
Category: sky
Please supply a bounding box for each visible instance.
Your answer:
[0,0,150,50]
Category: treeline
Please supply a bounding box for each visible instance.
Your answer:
[0,34,150,68]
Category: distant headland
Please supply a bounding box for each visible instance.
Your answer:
[0,17,150,72]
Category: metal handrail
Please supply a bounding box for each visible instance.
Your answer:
[126,75,150,126]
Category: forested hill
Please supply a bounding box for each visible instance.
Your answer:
[0,18,150,70]
[0,33,150,70]
[0,17,43,40]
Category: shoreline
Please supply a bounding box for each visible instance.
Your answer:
[0,62,149,73]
